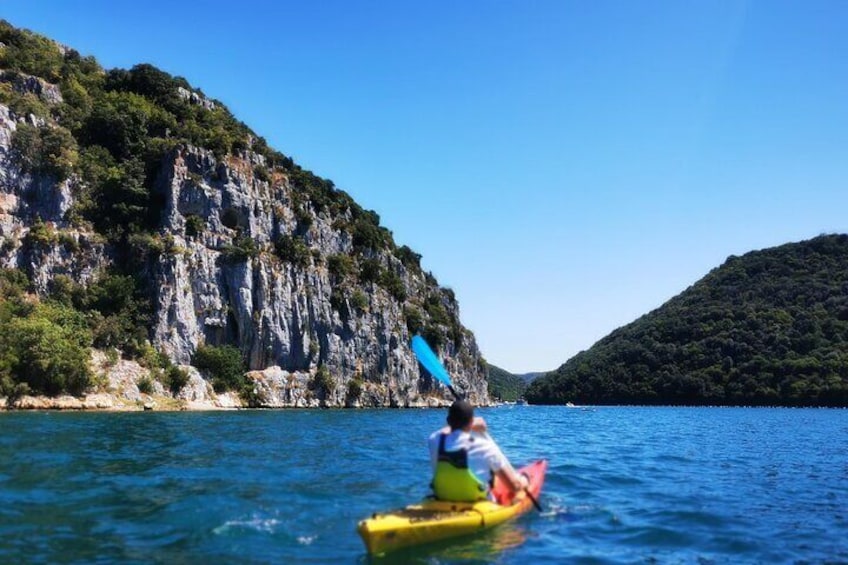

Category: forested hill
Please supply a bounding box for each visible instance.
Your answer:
[0,20,488,408]
[526,234,848,407]
[486,364,526,402]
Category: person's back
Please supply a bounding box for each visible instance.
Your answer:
[427,400,527,502]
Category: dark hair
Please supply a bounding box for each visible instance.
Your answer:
[447,400,474,429]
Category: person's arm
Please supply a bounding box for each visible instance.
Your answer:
[495,464,529,493]
[470,416,487,434]
[479,431,529,494]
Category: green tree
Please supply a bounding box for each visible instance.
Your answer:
[0,303,92,396]
[527,234,848,407]
[193,344,246,393]
[10,123,78,181]
[274,234,310,266]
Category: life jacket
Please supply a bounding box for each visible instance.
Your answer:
[431,433,489,502]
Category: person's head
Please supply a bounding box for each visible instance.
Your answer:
[447,400,474,431]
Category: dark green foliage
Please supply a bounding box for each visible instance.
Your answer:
[274,234,309,266]
[47,274,77,306]
[526,234,848,407]
[449,321,464,348]
[346,377,364,405]
[359,258,383,284]
[351,210,388,252]
[192,344,246,393]
[0,20,461,392]
[404,306,424,334]
[42,269,151,360]
[350,290,368,312]
[165,365,189,395]
[11,123,78,181]
[23,219,58,248]
[310,365,335,399]
[327,253,355,280]
[0,20,65,82]
[330,291,350,321]
[184,214,205,237]
[253,165,269,182]
[424,294,451,326]
[0,268,30,298]
[294,205,313,232]
[4,89,51,120]
[0,301,92,396]
[379,269,407,302]
[395,245,422,270]
[79,90,174,160]
[487,364,527,402]
[137,375,154,395]
[288,168,344,215]
[104,64,191,116]
[57,231,79,252]
[421,325,444,352]
[79,153,155,239]
[221,236,259,263]
[75,273,151,352]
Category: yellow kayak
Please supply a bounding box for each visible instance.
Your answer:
[357,459,548,555]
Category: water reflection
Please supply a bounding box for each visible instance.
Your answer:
[366,523,529,564]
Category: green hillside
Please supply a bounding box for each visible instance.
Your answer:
[526,234,848,407]
[0,20,470,401]
[486,364,526,402]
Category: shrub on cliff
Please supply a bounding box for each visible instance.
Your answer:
[184,214,205,238]
[0,268,29,299]
[274,234,310,266]
[76,273,151,352]
[192,344,246,393]
[11,123,79,181]
[0,301,92,397]
[395,245,422,271]
[221,236,260,263]
[310,365,335,399]
[378,270,407,302]
[165,365,189,395]
[327,253,355,280]
[0,20,65,82]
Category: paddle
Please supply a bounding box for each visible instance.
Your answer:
[410,335,543,512]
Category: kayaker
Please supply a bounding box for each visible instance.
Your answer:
[428,400,528,502]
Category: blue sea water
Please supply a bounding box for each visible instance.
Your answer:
[0,406,846,564]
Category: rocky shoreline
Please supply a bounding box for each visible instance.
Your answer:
[0,351,458,412]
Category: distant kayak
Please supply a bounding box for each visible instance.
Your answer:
[357,459,548,555]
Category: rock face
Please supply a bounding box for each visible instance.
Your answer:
[0,103,108,291]
[0,75,489,407]
[147,144,488,406]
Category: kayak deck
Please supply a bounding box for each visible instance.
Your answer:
[357,459,548,555]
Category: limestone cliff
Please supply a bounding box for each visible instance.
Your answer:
[0,21,488,408]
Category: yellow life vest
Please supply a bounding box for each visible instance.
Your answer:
[432,433,488,502]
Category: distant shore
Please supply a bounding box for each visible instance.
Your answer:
[0,391,243,412]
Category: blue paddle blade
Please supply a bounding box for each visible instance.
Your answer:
[411,335,453,388]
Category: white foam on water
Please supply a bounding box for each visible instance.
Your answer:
[213,516,281,535]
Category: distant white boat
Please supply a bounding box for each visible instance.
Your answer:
[565,401,594,411]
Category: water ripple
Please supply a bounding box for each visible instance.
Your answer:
[1,407,846,563]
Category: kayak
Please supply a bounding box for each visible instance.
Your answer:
[357,459,548,555]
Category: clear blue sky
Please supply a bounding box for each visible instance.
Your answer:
[4,1,847,373]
